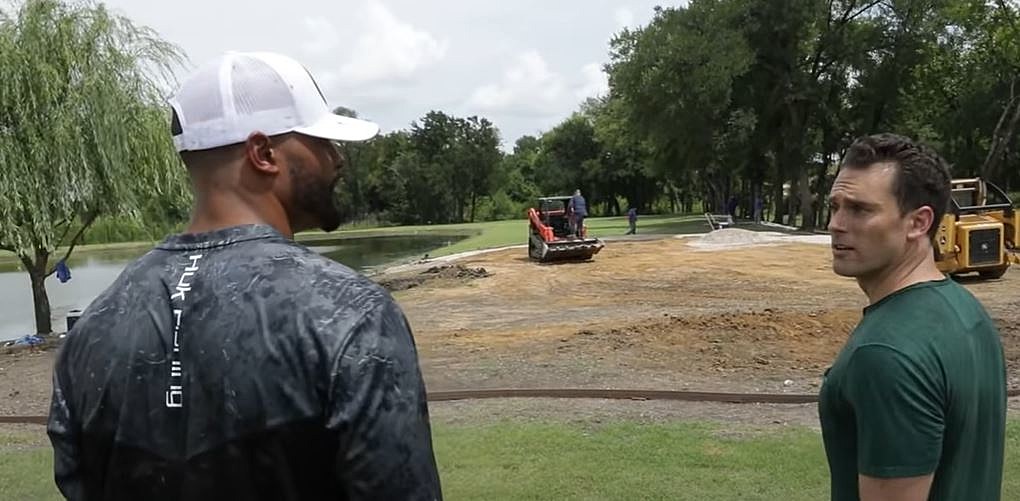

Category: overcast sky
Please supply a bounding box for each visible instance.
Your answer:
[97,0,670,149]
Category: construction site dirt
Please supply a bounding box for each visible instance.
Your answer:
[3,229,1019,428]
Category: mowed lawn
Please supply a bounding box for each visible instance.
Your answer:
[4,419,1020,500]
[0,214,713,268]
[297,213,718,258]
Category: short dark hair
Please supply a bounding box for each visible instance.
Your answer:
[841,133,952,240]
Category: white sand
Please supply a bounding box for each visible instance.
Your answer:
[685,228,830,251]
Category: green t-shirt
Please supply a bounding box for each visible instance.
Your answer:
[818,278,1006,501]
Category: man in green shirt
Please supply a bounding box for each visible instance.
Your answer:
[819,133,1007,501]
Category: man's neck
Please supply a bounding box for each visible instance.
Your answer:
[857,249,945,305]
[185,192,294,239]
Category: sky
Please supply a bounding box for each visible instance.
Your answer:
[96,0,670,150]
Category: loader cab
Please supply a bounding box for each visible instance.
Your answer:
[949,178,1014,216]
[537,196,575,238]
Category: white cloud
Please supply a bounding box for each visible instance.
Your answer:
[300,16,340,55]
[337,1,449,86]
[614,7,635,29]
[575,62,609,100]
[467,52,610,117]
[466,50,568,116]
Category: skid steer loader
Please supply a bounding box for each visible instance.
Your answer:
[527,196,604,262]
[933,177,1019,279]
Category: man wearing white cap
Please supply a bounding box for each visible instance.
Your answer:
[46,51,443,500]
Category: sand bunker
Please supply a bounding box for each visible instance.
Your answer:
[687,228,831,250]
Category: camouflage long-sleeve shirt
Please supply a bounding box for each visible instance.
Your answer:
[47,224,442,501]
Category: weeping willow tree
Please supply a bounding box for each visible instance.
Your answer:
[0,0,190,335]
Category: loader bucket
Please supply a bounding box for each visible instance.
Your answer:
[530,235,604,262]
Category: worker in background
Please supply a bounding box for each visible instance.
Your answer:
[726,195,738,218]
[568,189,588,237]
[819,132,1005,501]
[626,207,637,235]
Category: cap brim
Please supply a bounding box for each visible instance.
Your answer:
[294,113,380,142]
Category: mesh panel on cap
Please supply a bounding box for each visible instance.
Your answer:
[174,60,224,125]
[231,54,295,115]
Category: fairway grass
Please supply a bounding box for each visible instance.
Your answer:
[0,214,712,268]
[298,213,712,258]
[0,213,709,271]
[4,418,1019,500]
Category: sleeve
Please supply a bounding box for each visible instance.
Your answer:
[46,344,84,500]
[326,298,443,501]
[845,344,945,478]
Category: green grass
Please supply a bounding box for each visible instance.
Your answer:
[219,213,714,259]
[0,212,730,266]
[301,214,712,258]
[0,430,57,501]
[434,421,830,500]
[5,419,1020,500]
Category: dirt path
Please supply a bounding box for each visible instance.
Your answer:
[3,229,1019,426]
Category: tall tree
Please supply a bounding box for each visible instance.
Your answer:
[976,0,1020,180]
[0,0,188,334]
[331,106,373,221]
[586,95,659,213]
[459,116,502,222]
[533,114,601,201]
[607,1,754,213]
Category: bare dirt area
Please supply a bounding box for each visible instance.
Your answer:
[403,233,1019,394]
[399,229,1020,424]
[3,229,1020,427]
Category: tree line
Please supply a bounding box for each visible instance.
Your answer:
[332,102,662,226]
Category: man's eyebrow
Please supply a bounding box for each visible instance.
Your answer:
[828,194,879,208]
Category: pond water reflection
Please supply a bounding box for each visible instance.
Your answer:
[0,232,465,341]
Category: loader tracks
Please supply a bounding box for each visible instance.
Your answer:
[4,387,1020,425]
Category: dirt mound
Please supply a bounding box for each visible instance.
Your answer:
[563,309,861,372]
[423,265,492,279]
[375,264,492,292]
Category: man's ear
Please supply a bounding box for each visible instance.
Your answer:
[907,205,935,241]
[245,132,281,175]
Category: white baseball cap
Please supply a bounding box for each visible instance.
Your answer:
[169,51,379,152]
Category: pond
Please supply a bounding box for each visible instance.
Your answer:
[0,232,467,342]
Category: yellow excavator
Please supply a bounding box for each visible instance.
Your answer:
[933,177,1019,279]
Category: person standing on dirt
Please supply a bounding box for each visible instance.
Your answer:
[819,132,1006,501]
[568,189,588,237]
[46,51,442,501]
